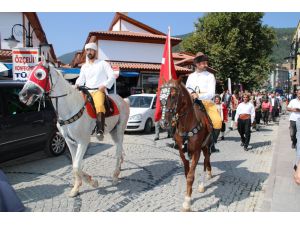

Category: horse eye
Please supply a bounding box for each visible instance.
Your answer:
[34,69,46,80]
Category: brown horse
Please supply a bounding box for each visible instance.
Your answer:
[159,78,213,211]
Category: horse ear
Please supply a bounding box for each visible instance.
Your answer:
[41,55,49,69]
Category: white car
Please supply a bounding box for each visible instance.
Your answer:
[126,93,156,133]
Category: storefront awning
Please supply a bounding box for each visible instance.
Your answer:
[120,71,140,77]
[0,63,11,73]
[58,68,80,80]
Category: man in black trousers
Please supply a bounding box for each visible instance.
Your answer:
[235,93,255,151]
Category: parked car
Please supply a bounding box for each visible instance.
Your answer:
[0,80,67,163]
[125,93,156,133]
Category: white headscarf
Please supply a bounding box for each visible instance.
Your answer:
[85,42,97,51]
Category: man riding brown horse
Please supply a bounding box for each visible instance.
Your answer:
[159,78,214,211]
[185,52,222,153]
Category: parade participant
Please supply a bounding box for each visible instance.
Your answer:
[186,52,222,153]
[214,95,228,140]
[261,97,272,125]
[270,92,280,122]
[235,93,255,151]
[75,42,116,141]
[253,91,262,131]
[229,90,239,130]
[287,87,300,149]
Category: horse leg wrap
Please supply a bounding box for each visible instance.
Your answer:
[69,171,82,197]
[207,170,212,179]
[182,196,192,211]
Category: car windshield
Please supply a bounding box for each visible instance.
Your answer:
[128,96,153,108]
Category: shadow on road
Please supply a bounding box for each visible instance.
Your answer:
[194,159,268,211]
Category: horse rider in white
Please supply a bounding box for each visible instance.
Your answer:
[75,42,116,141]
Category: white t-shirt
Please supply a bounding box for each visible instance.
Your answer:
[185,70,216,100]
[75,59,115,91]
[288,98,300,121]
[234,102,255,123]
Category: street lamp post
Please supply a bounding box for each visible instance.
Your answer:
[4,23,51,60]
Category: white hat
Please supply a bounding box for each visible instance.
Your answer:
[85,42,97,51]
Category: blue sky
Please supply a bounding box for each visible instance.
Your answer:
[37,12,300,57]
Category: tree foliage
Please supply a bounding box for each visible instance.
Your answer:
[181,13,277,90]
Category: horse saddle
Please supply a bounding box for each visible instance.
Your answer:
[81,90,119,119]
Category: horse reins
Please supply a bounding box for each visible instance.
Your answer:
[44,65,86,126]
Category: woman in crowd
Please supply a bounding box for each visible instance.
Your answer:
[235,93,255,151]
[261,97,272,125]
[214,95,228,140]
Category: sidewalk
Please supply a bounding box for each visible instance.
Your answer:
[261,115,300,211]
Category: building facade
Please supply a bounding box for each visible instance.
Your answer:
[290,20,300,91]
[269,64,290,93]
[71,12,192,97]
[0,12,57,78]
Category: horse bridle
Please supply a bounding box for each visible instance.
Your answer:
[160,83,202,140]
[160,83,180,126]
[39,64,84,126]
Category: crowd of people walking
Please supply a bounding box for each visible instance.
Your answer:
[214,89,287,150]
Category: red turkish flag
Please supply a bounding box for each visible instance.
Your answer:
[154,28,177,122]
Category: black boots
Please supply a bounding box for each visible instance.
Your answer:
[210,129,220,154]
[96,112,105,141]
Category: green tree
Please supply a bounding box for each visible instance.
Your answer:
[181,13,277,90]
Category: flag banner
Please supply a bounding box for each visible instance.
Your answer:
[154,28,177,122]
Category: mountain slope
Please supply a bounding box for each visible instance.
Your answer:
[58,50,79,64]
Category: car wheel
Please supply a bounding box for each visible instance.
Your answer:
[44,131,67,156]
[144,118,153,134]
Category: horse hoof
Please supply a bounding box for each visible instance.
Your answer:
[207,171,212,179]
[91,180,99,188]
[198,185,205,193]
[112,177,118,185]
[113,170,120,179]
[181,207,191,212]
[69,189,79,198]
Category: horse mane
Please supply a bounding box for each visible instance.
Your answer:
[178,81,194,107]
[50,64,76,94]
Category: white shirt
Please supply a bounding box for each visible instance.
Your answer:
[271,98,275,106]
[75,59,115,91]
[234,102,255,123]
[185,70,215,100]
[288,98,300,121]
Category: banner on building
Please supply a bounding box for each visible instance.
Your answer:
[12,48,39,81]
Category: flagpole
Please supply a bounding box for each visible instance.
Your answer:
[168,26,171,80]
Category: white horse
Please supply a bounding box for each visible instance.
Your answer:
[19,61,129,197]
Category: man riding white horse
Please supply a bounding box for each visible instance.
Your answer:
[75,42,116,141]
[185,52,222,153]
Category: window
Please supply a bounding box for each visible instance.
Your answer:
[128,96,153,108]
[2,87,39,116]
[141,73,159,94]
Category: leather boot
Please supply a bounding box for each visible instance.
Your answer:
[96,112,105,141]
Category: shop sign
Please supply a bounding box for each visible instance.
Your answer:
[12,48,39,81]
